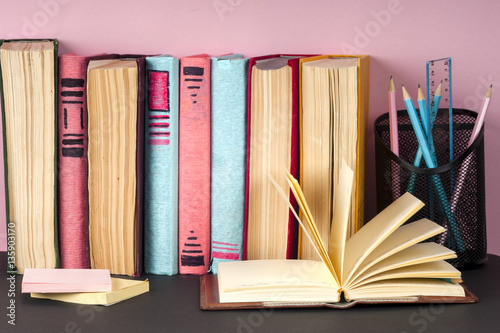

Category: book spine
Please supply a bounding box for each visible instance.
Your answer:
[57,55,90,269]
[144,56,179,275]
[286,57,301,259]
[210,56,248,274]
[178,56,211,274]
[134,56,147,277]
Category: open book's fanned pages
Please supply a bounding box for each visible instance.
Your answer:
[178,54,211,274]
[210,55,248,273]
[143,55,180,275]
[200,274,477,310]
[346,219,447,285]
[298,55,369,261]
[0,39,59,274]
[58,53,118,269]
[244,54,315,260]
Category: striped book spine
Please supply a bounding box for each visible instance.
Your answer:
[178,55,211,275]
[144,55,179,275]
[58,54,90,269]
[210,55,248,273]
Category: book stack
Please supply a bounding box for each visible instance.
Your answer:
[0,38,473,309]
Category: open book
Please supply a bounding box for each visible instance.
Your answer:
[211,162,471,306]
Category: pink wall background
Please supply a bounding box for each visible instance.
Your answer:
[0,0,499,255]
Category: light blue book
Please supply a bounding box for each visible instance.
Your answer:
[144,55,179,275]
[210,55,248,273]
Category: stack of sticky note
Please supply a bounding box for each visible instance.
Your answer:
[22,268,148,306]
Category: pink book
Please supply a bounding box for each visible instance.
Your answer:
[178,54,211,274]
[58,53,117,269]
[22,268,112,293]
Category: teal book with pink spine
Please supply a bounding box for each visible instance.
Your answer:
[210,54,248,274]
[178,54,211,275]
[143,55,179,275]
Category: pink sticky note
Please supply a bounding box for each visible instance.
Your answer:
[22,268,112,293]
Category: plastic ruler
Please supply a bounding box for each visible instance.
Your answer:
[426,57,453,163]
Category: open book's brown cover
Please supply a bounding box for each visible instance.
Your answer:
[200,274,478,310]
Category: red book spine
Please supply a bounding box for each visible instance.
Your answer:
[57,54,90,269]
[178,55,211,274]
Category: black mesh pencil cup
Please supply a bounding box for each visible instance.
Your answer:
[375,109,487,268]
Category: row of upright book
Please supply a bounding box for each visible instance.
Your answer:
[0,39,369,276]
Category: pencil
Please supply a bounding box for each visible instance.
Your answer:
[407,83,442,194]
[430,81,443,127]
[451,85,492,214]
[468,85,492,146]
[402,86,433,165]
[418,85,431,141]
[418,85,437,165]
[388,76,400,199]
[428,81,444,242]
[402,85,464,252]
[388,76,399,156]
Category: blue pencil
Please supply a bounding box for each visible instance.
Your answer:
[417,85,438,222]
[407,82,442,193]
[417,85,437,165]
[430,81,443,131]
[402,85,464,252]
[418,85,431,141]
[403,86,435,166]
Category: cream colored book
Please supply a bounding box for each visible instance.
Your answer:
[217,163,465,303]
[299,55,369,261]
[31,277,149,306]
[246,56,296,260]
[87,59,140,276]
[0,40,58,274]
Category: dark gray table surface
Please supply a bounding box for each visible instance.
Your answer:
[0,252,498,333]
